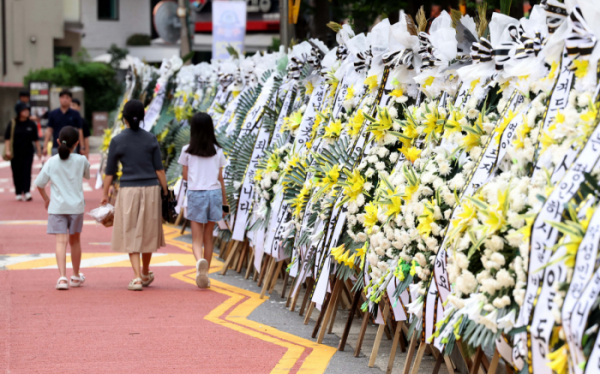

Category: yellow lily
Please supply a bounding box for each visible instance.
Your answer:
[364,75,379,92]
[493,110,517,145]
[540,123,558,153]
[364,203,379,229]
[547,345,568,374]
[342,169,366,201]
[368,107,394,142]
[469,78,480,92]
[345,84,355,101]
[542,61,558,82]
[331,244,346,260]
[347,110,365,138]
[390,88,404,98]
[423,76,435,88]
[282,110,304,133]
[444,109,465,138]
[324,119,343,138]
[305,81,314,95]
[400,146,422,163]
[417,200,436,237]
[385,195,403,219]
[572,59,589,79]
[513,114,532,150]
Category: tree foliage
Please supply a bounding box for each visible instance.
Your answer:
[24,54,123,123]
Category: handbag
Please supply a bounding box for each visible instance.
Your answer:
[2,119,16,161]
[162,189,178,224]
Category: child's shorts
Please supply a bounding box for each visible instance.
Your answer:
[47,214,84,235]
[187,189,223,224]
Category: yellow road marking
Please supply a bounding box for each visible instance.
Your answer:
[2,221,336,373]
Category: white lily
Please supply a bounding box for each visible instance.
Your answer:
[497,309,517,332]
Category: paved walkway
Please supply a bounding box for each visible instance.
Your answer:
[0,154,336,374]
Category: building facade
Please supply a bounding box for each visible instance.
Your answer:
[0,0,81,84]
[80,0,152,59]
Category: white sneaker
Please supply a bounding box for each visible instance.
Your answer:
[196,259,210,288]
[15,195,23,201]
[24,192,32,201]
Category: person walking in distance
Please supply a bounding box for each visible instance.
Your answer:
[35,126,90,290]
[178,112,228,289]
[70,98,90,159]
[101,100,168,291]
[4,103,42,201]
[42,90,84,156]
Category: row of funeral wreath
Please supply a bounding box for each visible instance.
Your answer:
[99,1,600,373]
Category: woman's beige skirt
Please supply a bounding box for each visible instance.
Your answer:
[111,185,166,253]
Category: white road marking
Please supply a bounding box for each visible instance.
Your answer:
[0,254,55,268]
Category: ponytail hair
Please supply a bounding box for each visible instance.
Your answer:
[122,99,145,131]
[58,126,79,160]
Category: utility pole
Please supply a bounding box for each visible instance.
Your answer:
[177,0,192,63]
[280,0,289,50]
[280,0,295,51]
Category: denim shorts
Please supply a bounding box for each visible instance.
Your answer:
[187,189,223,224]
[47,214,84,235]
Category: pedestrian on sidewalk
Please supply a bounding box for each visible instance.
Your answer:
[178,112,228,289]
[4,103,42,201]
[42,90,84,156]
[35,126,91,290]
[101,100,168,291]
[70,98,90,159]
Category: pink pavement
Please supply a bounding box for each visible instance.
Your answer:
[0,154,287,373]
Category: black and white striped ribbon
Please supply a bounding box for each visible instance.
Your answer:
[307,47,323,71]
[288,56,304,80]
[353,48,373,73]
[382,48,415,70]
[471,38,494,63]
[491,25,521,70]
[470,24,525,71]
[515,30,545,59]
[233,68,244,86]
[541,0,568,35]
[336,45,349,61]
[218,73,234,88]
[565,6,597,60]
[418,32,439,68]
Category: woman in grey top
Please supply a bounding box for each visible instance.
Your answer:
[101,100,168,291]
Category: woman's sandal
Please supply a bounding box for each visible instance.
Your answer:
[70,273,86,288]
[196,259,210,289]
[56,277,69,290]
[128,278,143,291]
[141,272,154,287]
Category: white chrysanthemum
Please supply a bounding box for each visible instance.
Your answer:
[467,108,479,120]
[448,174,465,191]
[356,193,366,207]
[377,261,390,272]
[457,271,477,294]
[490,251,505,265]
[496,269,515,288]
